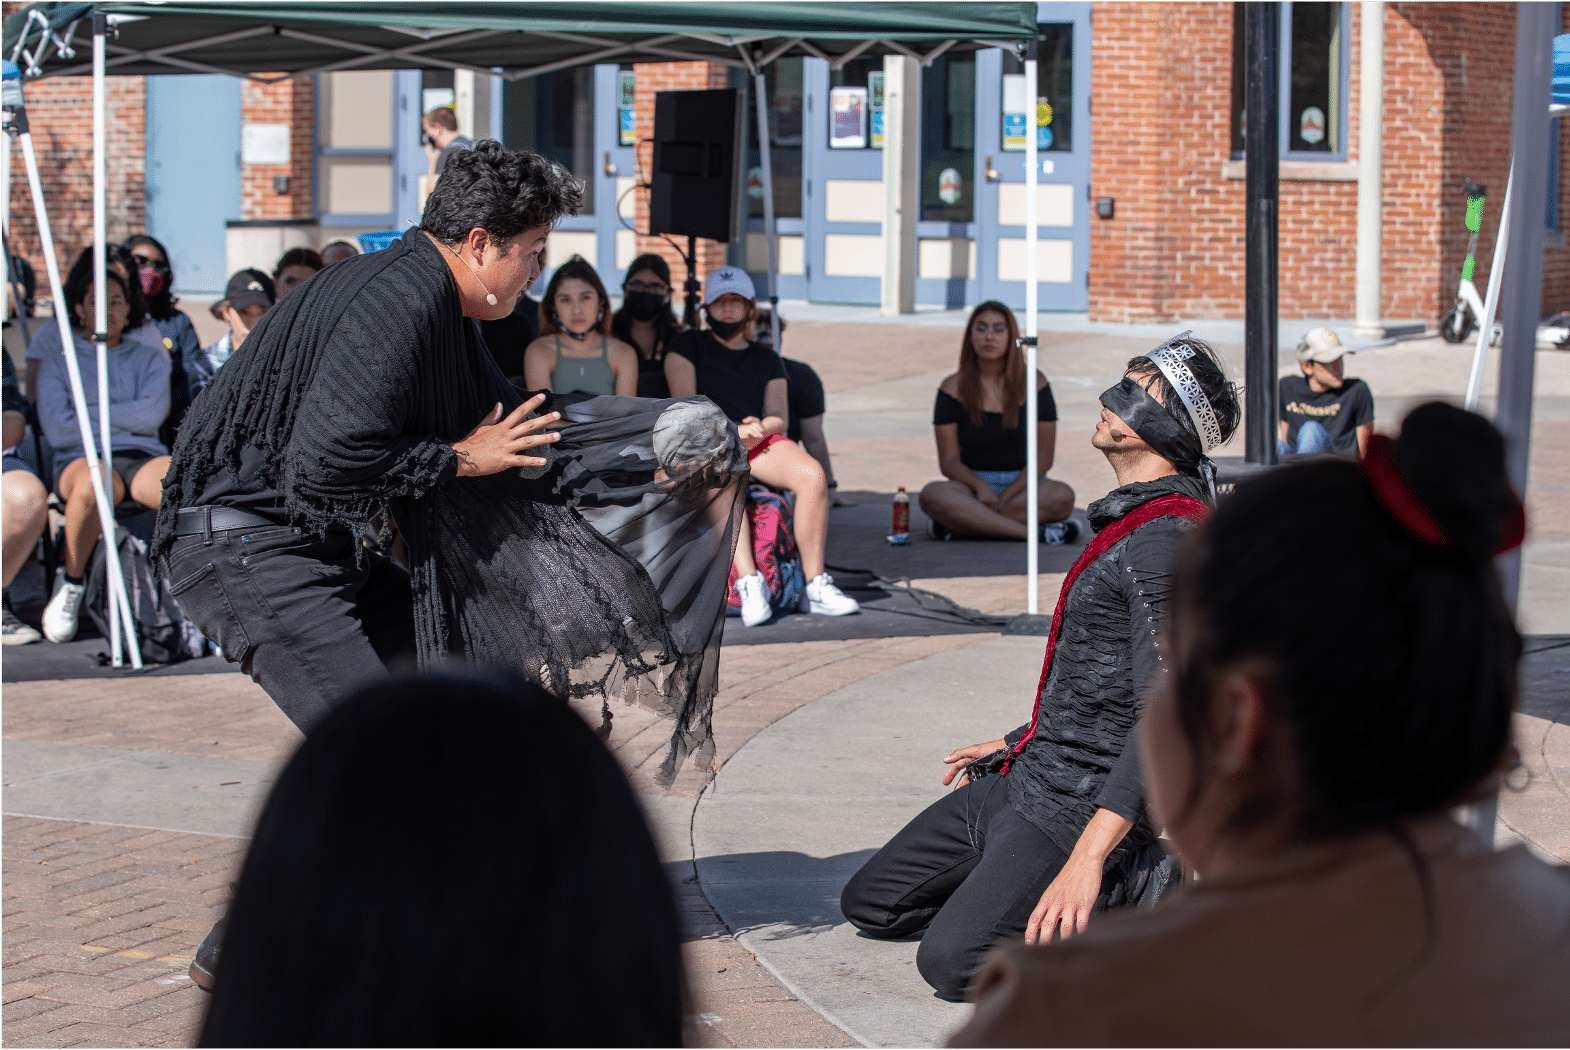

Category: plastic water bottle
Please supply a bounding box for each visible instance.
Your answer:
[889,487,910,546]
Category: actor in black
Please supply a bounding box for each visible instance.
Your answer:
[840,334,1241,1002]
[156,140,744,766]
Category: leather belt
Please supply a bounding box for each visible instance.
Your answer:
[174,506,284,539]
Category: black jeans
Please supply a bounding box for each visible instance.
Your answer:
[840,776,1068,1001]
[162,526,417,734]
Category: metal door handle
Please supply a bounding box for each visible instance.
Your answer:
[984,154,1000,182]
[603,151,618,176]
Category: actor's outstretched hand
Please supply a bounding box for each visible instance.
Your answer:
[452,396,561,477]
[1023,806,1134,945]
[942,738,1008,790]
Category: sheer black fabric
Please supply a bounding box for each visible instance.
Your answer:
[155,229,745,783]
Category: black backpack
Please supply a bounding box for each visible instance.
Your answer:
[84,525,209,664]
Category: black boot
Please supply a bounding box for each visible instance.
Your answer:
[190,918,224,992]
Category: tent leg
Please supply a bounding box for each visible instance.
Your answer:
[753,71,781,352]
[14,130,127,660]
[1024,45,1039,615]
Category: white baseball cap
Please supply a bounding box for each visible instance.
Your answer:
[1295,327,1346,363]
[703,266,756,305]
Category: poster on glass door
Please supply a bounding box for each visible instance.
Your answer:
[1002,73,1028,151]
[829,87,867,149]
[869,72,885,149]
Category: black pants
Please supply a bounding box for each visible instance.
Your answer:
[162,526,417,734]
[840,776,1068,1001]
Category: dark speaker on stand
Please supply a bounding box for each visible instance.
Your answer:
[648,88,744,325]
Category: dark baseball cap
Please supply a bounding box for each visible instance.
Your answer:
[224,269,275,310]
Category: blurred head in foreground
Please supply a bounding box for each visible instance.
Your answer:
[201,673,684,1047]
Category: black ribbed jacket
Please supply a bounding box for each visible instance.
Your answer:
[1004,474,1208,857]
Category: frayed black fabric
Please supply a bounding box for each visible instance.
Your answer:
[155,229,745,783]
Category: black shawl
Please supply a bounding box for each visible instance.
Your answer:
[155,229,745,781]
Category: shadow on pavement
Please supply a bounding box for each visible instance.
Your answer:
[692,848,877,941]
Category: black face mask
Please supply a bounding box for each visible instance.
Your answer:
[623,290,666,322]
[707,316,745,341]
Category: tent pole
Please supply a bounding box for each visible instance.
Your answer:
[12,131,126,662]
[753,69,781,353]
[1024,41,1039,614]
[92,19,139,668]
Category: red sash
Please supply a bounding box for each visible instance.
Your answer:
[999,493,1209,775]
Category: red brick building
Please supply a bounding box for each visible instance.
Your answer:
[5,2,1565,326]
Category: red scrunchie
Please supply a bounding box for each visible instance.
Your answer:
[1362,434,1525,555]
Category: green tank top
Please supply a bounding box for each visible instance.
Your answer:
[550,332,617,396]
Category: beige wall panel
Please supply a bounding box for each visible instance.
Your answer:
[325,158,393,215]
[918,238,975,280]
[746,234,805,275]
[997,238,1074,283]
[615,229,638,270]
[616,177,636,220]
[824,233,885,277]
[322,71,394,150]
[548,230,598,268]
[825,179,886,225]
[998,183,1075,227]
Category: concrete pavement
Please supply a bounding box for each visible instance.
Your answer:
[5,319,1568,1047]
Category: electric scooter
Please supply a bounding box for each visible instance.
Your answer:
[1439,179,1502,345]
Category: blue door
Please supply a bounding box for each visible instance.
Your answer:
[975,2,1092,311]
[145,74,241,294]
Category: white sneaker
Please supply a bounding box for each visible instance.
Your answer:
[42,580,86,644]
[806,573,859,617]
[735,572,771,627]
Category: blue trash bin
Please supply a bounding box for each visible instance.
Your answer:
[357,230,403,253]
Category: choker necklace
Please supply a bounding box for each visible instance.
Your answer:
[561,327,591,342]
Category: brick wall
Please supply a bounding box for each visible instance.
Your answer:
[5,75,146,294]
[239,76,315,220]
[1088,1,1569,324]
[629,61,731,301]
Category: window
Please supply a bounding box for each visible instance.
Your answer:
[1002,25,1073,153]
[921,53,976,222]
[503,69,595,214]
[1230,2,1349,161]
[830,58,884,150]
[746,58,804,218]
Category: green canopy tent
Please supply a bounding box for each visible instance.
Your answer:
[5,1,1076,636]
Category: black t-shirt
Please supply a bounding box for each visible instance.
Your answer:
[1279,374,1373,453]
[666,330,787,423]
[932,381,1058,472]
[782,358,826,442]
[478,295,540,384]
[636,349,670,399]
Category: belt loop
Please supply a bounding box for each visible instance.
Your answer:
[202,506,213,547]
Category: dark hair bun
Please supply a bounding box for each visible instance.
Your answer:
[1393,401,1516,563]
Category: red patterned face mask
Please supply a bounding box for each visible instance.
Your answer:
[139,266,165,298]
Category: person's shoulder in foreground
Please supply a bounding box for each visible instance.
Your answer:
[951,817,1570,1047]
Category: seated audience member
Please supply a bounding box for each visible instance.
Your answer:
[125,234,200,444]
[1279,327,1374,458]
[189,270,275,401]
[919,303,1078,543]
[200,673,684,1047]
[2,352,45,645]
[755,309,850,507]
[953,402,1569,1046]
[27,246,157,397]
[611,252,681,399]
[318,240,359,266]
[271,247,322,300]
[35,266,171,643]
[665,266,858,626]
[842,336,1241,1001]
[523,257,638,398]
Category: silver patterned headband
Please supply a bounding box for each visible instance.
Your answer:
[1147,332,1224,453]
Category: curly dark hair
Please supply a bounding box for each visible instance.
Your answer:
[420,140,584,251]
